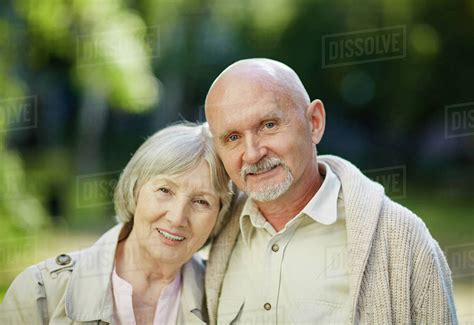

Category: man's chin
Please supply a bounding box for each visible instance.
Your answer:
[246,184,289,202]
[243,169,294,202]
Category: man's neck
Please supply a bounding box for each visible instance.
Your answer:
[255,162,324,232]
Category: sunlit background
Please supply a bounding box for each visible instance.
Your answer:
[1,0,473,321]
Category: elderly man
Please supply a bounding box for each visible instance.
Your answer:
[204,58,457,324]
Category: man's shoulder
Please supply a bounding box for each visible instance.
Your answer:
[377,196,436,249]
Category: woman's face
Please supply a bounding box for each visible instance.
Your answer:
[131,160,220,267]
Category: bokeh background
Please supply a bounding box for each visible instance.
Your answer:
[1,0,473,321]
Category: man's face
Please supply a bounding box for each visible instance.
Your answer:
[206,84,316,202]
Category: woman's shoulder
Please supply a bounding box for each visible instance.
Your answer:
[0,252,77,323]
[5,251,78,294]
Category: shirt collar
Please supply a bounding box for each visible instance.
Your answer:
[302,161,341,225]
[239,161,341,246]
[239,199,263,246]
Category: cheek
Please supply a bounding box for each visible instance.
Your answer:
[222,154,241,176]
[135,199,163,226]
[191,212,218,238]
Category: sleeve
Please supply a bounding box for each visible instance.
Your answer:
[0,265,49,325]
[411,232,458,324]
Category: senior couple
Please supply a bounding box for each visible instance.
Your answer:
[1,59,457,324]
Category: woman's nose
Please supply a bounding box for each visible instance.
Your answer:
[166,200,189,227]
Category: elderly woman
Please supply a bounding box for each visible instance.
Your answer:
[1,123,232,324]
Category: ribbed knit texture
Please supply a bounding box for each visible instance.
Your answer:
[205,155,457,324]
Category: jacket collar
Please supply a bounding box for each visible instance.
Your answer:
[65,223,124,322]
[177,255,207,323]
[205,155,385,325]
[66,223,208,323]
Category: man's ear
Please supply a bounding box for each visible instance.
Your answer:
[306,99,326,145]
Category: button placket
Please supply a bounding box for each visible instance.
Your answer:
[262,236,284,323]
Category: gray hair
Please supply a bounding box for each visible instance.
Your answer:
[114,122,232,237]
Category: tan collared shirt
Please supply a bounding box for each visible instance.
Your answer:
[218,162,351,324]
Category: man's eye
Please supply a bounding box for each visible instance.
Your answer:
[264,122,275,129]
[227,134,240,142]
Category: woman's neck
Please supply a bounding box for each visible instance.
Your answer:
[115,232,180,287]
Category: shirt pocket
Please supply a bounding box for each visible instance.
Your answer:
[287,299,346,324]
[217,298,245,325]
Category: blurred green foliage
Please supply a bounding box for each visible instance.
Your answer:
[0,0,472,309]
[1,0,159,233]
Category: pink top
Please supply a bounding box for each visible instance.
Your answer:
[112,266,182,325]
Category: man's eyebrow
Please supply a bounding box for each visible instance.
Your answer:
[216,111,286,142]
[256,109,286,124]
[218,131,233,142]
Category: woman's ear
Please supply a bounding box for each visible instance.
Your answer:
[306,99,326,145]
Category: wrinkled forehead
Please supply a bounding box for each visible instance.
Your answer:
[206,88,285,135]
[206,75,286,119]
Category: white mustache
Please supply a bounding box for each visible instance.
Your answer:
[241,157,283,180]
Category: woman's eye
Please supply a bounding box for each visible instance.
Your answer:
[157,187,170,194]
[195,199,210,207]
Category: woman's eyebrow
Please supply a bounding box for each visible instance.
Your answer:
[151,177,178,187]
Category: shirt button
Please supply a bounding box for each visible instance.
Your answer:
[55,254,71,265]
[264,303,272,311]
[271,244,279,252]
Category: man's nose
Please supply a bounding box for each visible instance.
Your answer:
[166,201,189,227]
[242,135,267,164]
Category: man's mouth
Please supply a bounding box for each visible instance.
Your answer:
[157,228,186,241]
[247,164,280,176]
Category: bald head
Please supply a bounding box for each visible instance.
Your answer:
[203,58,326,207]
[205,59,310,119]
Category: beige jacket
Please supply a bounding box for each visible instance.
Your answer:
[205,155,458,324]
[1,224,207,324]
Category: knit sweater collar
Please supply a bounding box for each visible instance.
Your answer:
[320,155,385,323]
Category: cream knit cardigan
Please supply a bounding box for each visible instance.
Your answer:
[205,155,457,324]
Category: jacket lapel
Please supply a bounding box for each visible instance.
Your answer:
[65,224,124,323]
[177,256,208,324]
